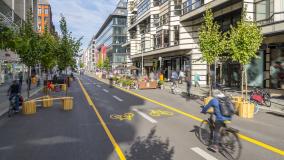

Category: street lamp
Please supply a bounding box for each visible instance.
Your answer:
[141,47,144,76]
[158,56,162,71]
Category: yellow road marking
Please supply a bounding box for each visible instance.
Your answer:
[93,78,284,157]
[78,79,126,160]
[149,109,174,117]
[110,112,135,121]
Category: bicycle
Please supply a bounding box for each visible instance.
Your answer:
[199,113,242,160]
[8,94,22,117]
[170,81,181,95]
[249,88,271,107]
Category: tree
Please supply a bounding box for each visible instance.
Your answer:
[199,9,226,96]
[57,15,82,72]
[103,57,111,71]
[0,22,16,50]
[228,9,263,100]
[79,61,84,69]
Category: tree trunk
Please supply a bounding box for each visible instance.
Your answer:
[245,68,248,101]
[208,65,212,96]
[241,65,244,102]
[27,66,31,98]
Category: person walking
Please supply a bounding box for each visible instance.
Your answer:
[171,70,178,86]
[7,80,21,112]
[18,71,23,88]
[185,73,192,96]
[194,72,200,88]
[178,70,185,84]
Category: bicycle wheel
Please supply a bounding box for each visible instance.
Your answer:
[220,130,242,160]
[199,120,212,146]
[250,100,259,114]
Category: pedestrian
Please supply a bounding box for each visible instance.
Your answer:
[185,73,192,96]
[178,70,185,84]
[18,71,23,88]
[194,72,200,88]
[171,70,178,86]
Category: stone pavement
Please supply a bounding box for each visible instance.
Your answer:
[163,82,284,112]
[0,80,43,116]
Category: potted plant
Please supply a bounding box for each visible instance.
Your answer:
[158,80,165,89]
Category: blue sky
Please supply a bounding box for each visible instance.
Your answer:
[49,0,119,51]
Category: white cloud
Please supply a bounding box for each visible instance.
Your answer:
[49,0,120,49]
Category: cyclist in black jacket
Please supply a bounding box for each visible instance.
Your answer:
[7,80,21,112]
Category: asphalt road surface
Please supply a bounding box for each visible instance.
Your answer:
[0,74,283,160]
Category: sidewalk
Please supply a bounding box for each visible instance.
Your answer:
[0,81,43,117]
[163,82,284,112]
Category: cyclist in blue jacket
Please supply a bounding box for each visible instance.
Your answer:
[201,90,232,152]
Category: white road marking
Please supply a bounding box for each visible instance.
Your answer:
[191,147,218,160]
[133,108,157,124]
[96,85,101,88]
[113,95,123,102]
[103,89,109,93]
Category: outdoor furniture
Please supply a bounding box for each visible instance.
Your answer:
[138,81,158,89]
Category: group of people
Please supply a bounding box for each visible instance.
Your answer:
[170,70,201,96]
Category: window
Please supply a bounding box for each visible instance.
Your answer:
[173,25,179,45]
[38,8,42,14]
[153,14,159,27]
[160,13,169,26]
[38,25,42,31]
[174,0,182,16]
[38,16,41,23]
[163,29,169,47]
[153,0,160,6]
[137,0,151,17]
[45,8,48,14]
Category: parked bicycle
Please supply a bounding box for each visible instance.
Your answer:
[199,113,242,160]
[249,88,271,114]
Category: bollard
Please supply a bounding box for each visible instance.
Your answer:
[62,97,73,111]
[42,96,53,108]
[238,101,254,118]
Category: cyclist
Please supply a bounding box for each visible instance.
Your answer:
[201,90,233,152]
[7,80,21,112]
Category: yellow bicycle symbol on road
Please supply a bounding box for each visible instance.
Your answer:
[149,110,174,117]
[110,112,135,121]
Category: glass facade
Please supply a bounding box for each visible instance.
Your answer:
[95,15,127,67]
[137,0,151,17]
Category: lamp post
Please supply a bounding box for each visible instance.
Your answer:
[158,56,162,71]
[141,49,144,76]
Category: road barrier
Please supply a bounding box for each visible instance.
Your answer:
[22,100,36,115]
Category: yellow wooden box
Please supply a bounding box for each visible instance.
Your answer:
[42,96,53,108]
[203,96,214,113]
[238,101,254,118]
[22,100,36,115]
[232,100,241,114]
[232,96,243,102]
[62,97,73,111]
[31,77,37,84]
[61,84,67,92]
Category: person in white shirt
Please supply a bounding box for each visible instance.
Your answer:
[178,70,185,84]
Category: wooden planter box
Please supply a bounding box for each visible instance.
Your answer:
[22,100,36,115]
[138,81,158,89]
[62,97,73,111]
[238,101,254,118]
[42,96,53,108]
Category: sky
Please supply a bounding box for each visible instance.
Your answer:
[49,0,120,52]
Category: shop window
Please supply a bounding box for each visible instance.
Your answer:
[38,8,42,14]
[45,8,48,14]
[270,48,284,89]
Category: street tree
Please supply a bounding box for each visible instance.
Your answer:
[0,22,16,50]
[228,10,263,100]
[57,15,82,73]
[199,9,226,96]
[14,9,41,97]
[103,57,111,72]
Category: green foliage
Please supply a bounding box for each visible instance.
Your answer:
[0,23,16,50]
[228,10,263,65]
[14,9,41,67]
[199,9,226,64]
[103,57,111,71]
[39,31,58,70]
[158,80,164,86]
[79,61,84,68]
[57,15,82,71]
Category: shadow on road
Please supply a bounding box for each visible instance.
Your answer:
[266,111,284,118]
[125,127,174,160]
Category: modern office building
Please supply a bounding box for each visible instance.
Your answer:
[127,0,284,89]
[37,0,54,33]
[94,0,129,69]
[83,37,97,72]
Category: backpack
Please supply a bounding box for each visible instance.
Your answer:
[217,97,235,117]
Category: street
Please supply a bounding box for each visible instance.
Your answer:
[0,74,283,160]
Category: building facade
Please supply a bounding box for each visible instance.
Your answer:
[127,0,284,89]
[94,0,129,69]
[37,0,54,33]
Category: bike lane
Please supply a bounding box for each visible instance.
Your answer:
[83,75,284,160]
